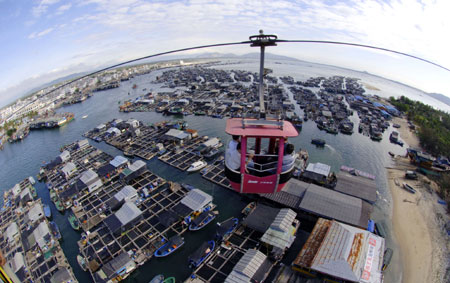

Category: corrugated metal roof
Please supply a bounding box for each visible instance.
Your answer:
[225,249,267,283]
[294,219,385,283]
[78,139,89,148]
[6,222,19,242]
[12,183,21,196]
[80,169,99,184]
[59,150,70,162]
[12,252,25,272]
[180,189,212,212]
[271,208,296,232]
[116,202,142,225]
[101,252,134,279]
[282,179,309,197]
[242,204,279,233]
[114,186,137,202]
[260,226,296,249]
[298,184,366,228]
[128,160,146,172]
[28,202,44,223]
[33,221,50,249]
[335,173,377,203]
[110,155,128,167]
[305,163,331,177]
[50,268,72,283]
[61,162,76,175]
[261,191,301,209]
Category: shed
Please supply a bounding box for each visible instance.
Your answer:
[335,172,377,204]
[298,184,371,228]
[80,169,103,193]
[78,139,89,149]
[107,186,138,209]
[59,150,70,162]
[225,249,272,283]
[293,218,384,283]
[32,221,51,249]
[110,155,128,168]
[260,209,297,250]
[242,204,279,233]
[27,202,44,223]
[6,222,19,242]
[61,162,77,179]
[50,268,74,283]
[105,202,142,235]
[96,252,136,281]
[10,252,25,273]
[180,189,213,212]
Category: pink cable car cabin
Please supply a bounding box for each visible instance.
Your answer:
[224,118,299,194]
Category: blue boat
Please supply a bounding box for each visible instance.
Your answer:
[311,138,326,146]
[49,221,62,240]
[154,235,184,257]
[149,274,164,283]
[188,240,215,268]
[189,211,216,231]
[44,204,52,219]
[215,218,239,241]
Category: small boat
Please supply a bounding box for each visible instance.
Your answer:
[44,204,52,219]
[54,200,65,212]
[163,277,176,283]
[154,235,185,257]
[149,274,164,283]
[382,248,393,271]
[311,138,325,146]
[77,255,87,272]
[187,160,207,172]
[402,183,416,194]
[204,148,220,159]
[82,115,88,119]
[215,218,239,241]
[68,212,80,230]
[388,151,395,157]
[49,221,61,240]
[188,240,215,268]
[325,126,338,134]
[241,202,256,216]
[28,176,36,184]
[189,211,216,231]
[181,183,195,191]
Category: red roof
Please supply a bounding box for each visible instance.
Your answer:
[225,118,298,137]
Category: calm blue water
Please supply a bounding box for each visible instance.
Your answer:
[0,59,435,282]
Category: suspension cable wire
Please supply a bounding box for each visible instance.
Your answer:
[41,41,251,97]
[40,38,449,98]
[276,39,450,72]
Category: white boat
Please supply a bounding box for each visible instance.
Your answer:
[187,160,207,172]
[82,115,88,119]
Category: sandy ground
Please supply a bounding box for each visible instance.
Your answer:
[392,117,420,149]
[387,118,449,283]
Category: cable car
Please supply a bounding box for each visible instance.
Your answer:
[224,31,299,193]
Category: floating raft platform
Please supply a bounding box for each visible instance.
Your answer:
[200,157,232,190]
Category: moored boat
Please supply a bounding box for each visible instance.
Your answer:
[49,221,61,240]
[68,212,80,230]
[187,160,207,172]
[402,183,416,194]
[382,248,393,271]
[55,200,65,212]
[149,274,164,283]
[44,204,52,219]
[241,202,256,216]
[163,277,176,283]
[188,240,215,268]
[77,255,87,271]
[189,211,216,231]
[215,217,239,242]
[311,138,325,146]
[154,235,185,257]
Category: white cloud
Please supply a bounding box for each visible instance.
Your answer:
[28,27,54,39]
[56,3,72,15]
[32,0,61,17]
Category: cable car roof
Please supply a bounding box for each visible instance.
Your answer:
[225,118,298,137]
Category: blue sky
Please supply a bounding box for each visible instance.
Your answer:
[0,0,449,107]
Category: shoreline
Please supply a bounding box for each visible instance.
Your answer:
[386,117,448,283]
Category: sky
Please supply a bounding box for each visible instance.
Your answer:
[0,0,449,108]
